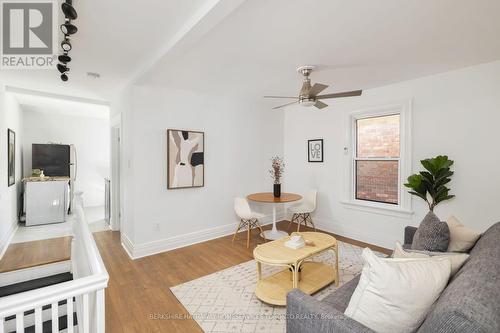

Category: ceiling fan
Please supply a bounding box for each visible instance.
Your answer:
[264,65,362,109]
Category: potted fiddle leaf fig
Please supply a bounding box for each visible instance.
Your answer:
[404,155,455,211]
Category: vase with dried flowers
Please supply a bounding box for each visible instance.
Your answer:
[269,156,285,197]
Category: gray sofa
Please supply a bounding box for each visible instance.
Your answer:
[286,222,500,333]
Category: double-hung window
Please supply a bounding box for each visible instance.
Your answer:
[355,114,400,205]
[345,102,412,214]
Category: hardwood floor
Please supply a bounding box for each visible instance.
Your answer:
[93,221,390,332]
[0,236,71,273]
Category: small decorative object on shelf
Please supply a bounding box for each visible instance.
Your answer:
[285,234,305,249]
[404,155,455,211]
[269,155,284,197]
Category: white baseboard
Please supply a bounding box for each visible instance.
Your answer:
[121,213,285,260]
[0,222,18,260]
[120,232,135,259]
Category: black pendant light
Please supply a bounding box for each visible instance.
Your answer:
[62,1,77,20]
[61,38,72,52]
[57,63,69,74]
[58,54,71,64]
[58,1,78,82]
[60,22,78,35]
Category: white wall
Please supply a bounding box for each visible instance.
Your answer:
[120,86,283,256]
[22,110,110,208]
[284,60,500,249]
[0,90,23,253]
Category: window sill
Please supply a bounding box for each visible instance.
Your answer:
[340,200,414,219]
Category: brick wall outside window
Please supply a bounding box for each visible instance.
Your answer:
[355,114,400,204]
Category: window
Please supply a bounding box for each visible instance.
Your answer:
[343,101,412,215]
[355,114,400,205]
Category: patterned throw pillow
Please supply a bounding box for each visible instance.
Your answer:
[411,211,450,252]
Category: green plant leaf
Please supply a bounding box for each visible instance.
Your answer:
[409,191,428,201]
[435,194,455,204]
[435,177,452,188]
[420,171,434,182]
[421,159,437,174]
[434,155,453,169]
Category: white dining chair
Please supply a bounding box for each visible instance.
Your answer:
[233,197,267,248]
[287,189,317,232]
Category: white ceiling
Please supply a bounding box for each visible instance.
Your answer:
[9,89,109,119]
[2,0,500,103]
[0,0,215,100]
[139,0,500,101]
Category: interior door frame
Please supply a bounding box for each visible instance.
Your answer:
[110,114,121,231]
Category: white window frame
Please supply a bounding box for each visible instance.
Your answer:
[342,100,413,218]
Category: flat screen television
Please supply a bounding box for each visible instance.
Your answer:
[32,144,70,177]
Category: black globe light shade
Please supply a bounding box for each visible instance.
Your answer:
[61,39,72,51]
[60,23,77,35]
[61,2,77,20]
[57,63,69,73]
[61,73,69,82]
[58,54,71,64]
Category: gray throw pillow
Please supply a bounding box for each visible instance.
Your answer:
[411,211,450,252]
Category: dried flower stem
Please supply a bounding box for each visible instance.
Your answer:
[269,156,285,184]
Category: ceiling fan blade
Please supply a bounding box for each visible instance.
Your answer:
[314,100,328,109]
[316,90,362,99]
[308,83,329,97]
[263,96,298,99]
[272,101,298,109]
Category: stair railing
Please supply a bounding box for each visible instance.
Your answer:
[0,202,109,333]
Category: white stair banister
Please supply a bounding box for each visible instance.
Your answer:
[52,302,59,332]
[82,293,90,333]
[0,201,109,332]
[67,297,74,333]
[16,314,23,333]
[35,307,42,333]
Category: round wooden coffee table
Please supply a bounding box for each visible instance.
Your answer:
[247,192,302,240]
[253,232,339,306]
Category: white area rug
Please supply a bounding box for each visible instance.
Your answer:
[170,241,383,333]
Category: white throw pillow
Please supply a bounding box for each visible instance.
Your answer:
[345,248,451,333]
[393,242,469,276]
[446,216,481,252]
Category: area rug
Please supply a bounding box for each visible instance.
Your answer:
[170,241,383,333]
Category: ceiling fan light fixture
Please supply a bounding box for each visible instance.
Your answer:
[299,98,316,107]
[62,1,77,20]
[264,65,362,110]
[60,22,78,35]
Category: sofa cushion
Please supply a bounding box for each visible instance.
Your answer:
[418,222,500,333]
[412,211,450,252]
[446,215,481,252]
[345,248,451,333]
[394,242,469,276]
[322,275,360,312]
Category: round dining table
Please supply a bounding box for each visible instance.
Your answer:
[247,192,302,240]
